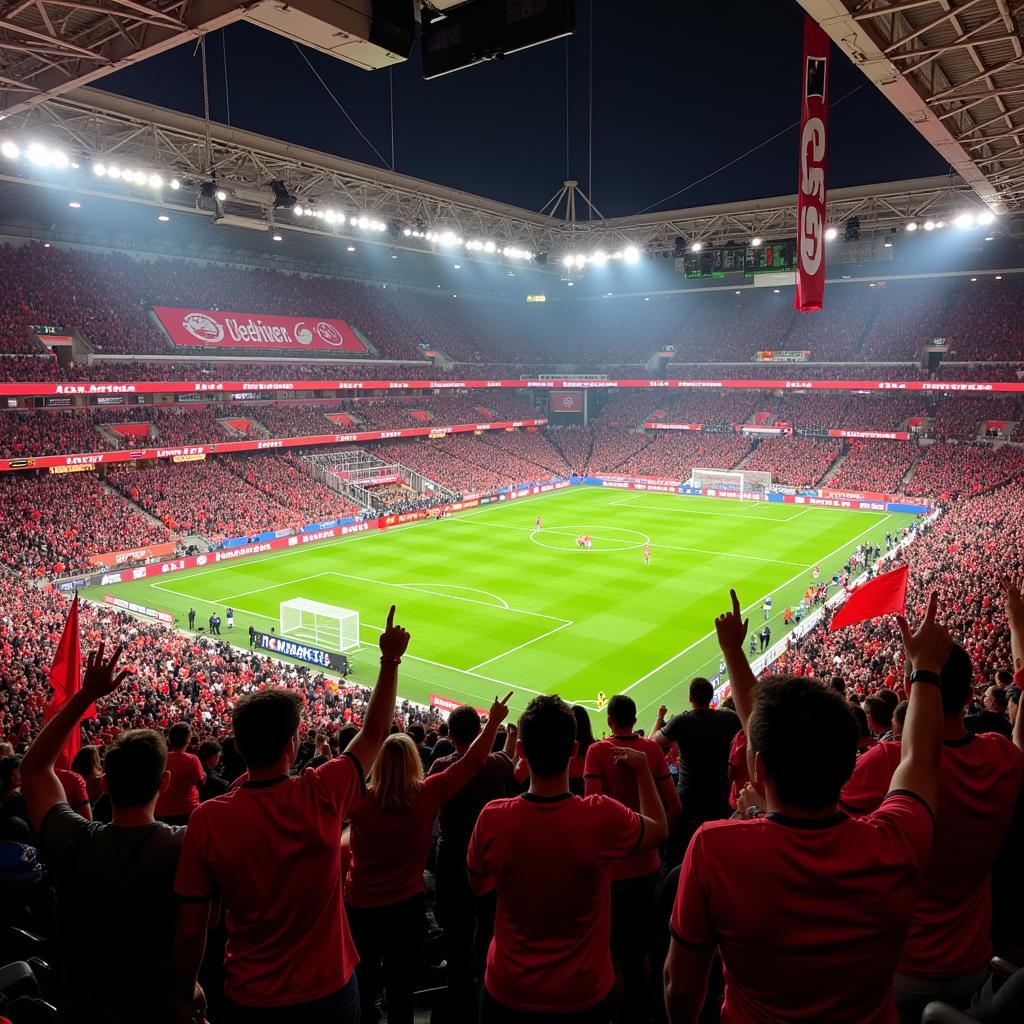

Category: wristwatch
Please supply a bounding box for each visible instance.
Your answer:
[909,668,941,686]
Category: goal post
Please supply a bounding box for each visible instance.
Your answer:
[279,598,360,652]
[690,468,772,496]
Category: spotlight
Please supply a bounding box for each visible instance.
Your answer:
[26,143,52,166]
[68,201,80,208]
[92,162,106,176]
[148,174,163,189]
[824,227,838,241]
[690,242,702,252]
[562,255,573,268]
[1,141,19,159]
[573,254,586,269]
[215,189,227,202]
[293,203,303,216]
[623,245,640,264]
[953,212,975,229]
[272,233,282,241]
[936,220,946,228]
[158,214,170,222]
[923,220,935,231]
[483,240,496,253]
[977,210,995,226]
[170,179,181,190]
[402,227,412,236]
[906,222,917,232]
[590,251,608,266]
[751,237,762,247]
[50,150,69,169]
[453,264,461,269]
[357,216,369,229]
[107,166,121,180]
[346,245,356,252]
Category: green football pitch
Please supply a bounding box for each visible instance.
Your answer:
[88,488,916,726]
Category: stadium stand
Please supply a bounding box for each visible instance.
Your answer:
[740,436,844,487]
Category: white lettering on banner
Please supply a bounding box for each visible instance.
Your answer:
[798,116,826,278]
[336,434,357,443]
[257,440,283,449]
[214,543,273,563]
[242,382,292,392]
[878,382,907,390]
[647,381,670,387]
[100,572,123,586]
[195,555,208,566]
[63,454,105,465]
[194,383,223,392]
[132,567,147,579]
[55,383,138,395]
[430,382,466,389]
[922,382,994,392]
[288,536,299,547]
[526,381,556,388]
[388,382,409,389]
[156,446,205,458]
[783,381,815,389]
[673,381,724,388]
[380,431,401,439]
[487,381,502,387]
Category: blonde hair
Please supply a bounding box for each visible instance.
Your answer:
[368,733,424,812]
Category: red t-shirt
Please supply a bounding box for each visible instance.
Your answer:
[842,733,1023,977]
[727,730,750,809]
[583,733,669,880]
[56,768,89,812]
[346,756,481,908]
[840,740,904,815]
[155,750,205,818]
[467,792,642,1013]
[671,792,934,1023]
[174,753,365,1007]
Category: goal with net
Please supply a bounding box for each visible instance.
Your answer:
[690,468,772,496]
[279,598,360,651]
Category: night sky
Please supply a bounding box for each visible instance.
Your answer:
[99,2,949,218]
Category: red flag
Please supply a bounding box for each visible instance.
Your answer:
[795,15,830,313]
[43,595,86,769]
[829,565,909,632]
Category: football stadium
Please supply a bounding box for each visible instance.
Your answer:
[2,3,1024,1024]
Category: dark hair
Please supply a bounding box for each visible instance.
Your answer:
[996,669,1013,688]
[607,695,636,729]
[198,740,221,763]
[850,703,871,739]
[0,755,21,798]
[893,700,909,729]
[875,688,899,711]
[748,676,858,810]
[939,643,974,715]
[447,705,482,746]
[104,730,167,807]
[830,676,846,697]
[438,722,449,738]
[571,705,595,757]
[167,723,191,750]
[863,695,893,729]
[689,678,713,707]
[519,695,576,778]
[406,723,426,745]
[336,724,359,753]
[70,745,102,778]
[232,689,302,769]
[988,686,1009,711]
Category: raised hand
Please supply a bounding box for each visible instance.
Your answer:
[896,590,953,675]
[81,642,131,702]
[657,704,668,720]
[611,746,649,772]
[1001,576,1024,633]
[715,589,749,654]
[487,691,514,726]
[379,605,410,661]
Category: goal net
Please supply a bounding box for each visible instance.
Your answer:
[279,598,360,651]
[690,468,772,496]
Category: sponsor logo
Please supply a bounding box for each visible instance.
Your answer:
[132,567,147,579]
[388,382,409,389]
[194,382,224,392]
[288,536,299,547]
[64,454,105,465]
[182,312,224,344]
[921,382,994,392]
[100,572,123,586]
[257,439,283,449]
[129,451,145,459]
[878,382,907,390]
[798,114,826,279]
[55,383,138,395]
[784,382,814,389]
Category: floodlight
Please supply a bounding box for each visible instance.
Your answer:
[1,142,19,160]
[148,174,163,189]
[215,189,227,202]
[824,227,838,241]
[623,245,640,264]
[977,211,995,226]
[923,220,935,231]
[751,237,762,247]
[107,166,121,180]
[158,214,170,222]
[68,201,81,209]
[906,222,917,232]
[690,242,702,252]
[590,250,607,265]
[562,255,573,267]
[953,213,974,229]
[26,143,51,166]
[573,254,585,269]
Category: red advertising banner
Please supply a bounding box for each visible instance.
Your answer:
[644,422,704,431]
[0,418,548,472]
[795,15,830,313]
[152,307,366,353]
[5,377,1024,398]
[88,541,178,568]
[549,391,584,413]
[826,429,911,441]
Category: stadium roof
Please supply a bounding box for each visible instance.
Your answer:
[799,0,1024,214]
[0,85,1010,272]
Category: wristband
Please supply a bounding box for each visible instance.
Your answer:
[909,669,941,686]
[380,656,402,666]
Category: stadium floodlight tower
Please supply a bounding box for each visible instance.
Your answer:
[280,598,360,652]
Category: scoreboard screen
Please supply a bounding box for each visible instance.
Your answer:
[680,239,797,279]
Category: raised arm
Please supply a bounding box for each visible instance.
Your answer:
[346,606,410,777]
[436,693,512,793]
[22,643,129,831]
[715,590,755,731]
[1001,576,1024,753]
[613,747,668,850]
[890,591,951,816]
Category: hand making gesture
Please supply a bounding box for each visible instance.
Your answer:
[379,604,411,661]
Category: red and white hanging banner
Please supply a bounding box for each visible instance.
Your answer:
[795,16,830,313]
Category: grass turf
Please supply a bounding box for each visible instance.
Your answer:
[88,487,916,726]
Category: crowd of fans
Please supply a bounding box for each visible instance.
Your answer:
[904,443,1024,500]
[0,472,176,576]
[827,440,921,494]
[740,436,844,487]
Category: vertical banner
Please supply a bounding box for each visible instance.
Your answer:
[795,16,830,313]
